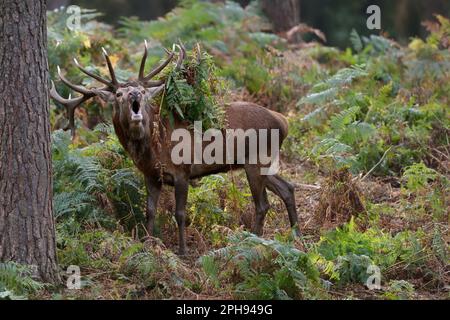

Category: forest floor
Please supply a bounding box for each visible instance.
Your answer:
[153,159,447,300]
[40,86,449,300]
[44,83,449,300]
[49,155,445,301]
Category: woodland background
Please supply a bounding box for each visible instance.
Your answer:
[47,0,450,46]
[0,0,449,300]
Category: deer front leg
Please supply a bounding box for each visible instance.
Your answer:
[145,176,162,237]
[174,178,189,256]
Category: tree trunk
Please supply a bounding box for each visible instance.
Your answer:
[261,0,300,32]
[394,0,411,39]
[0,0,59,283]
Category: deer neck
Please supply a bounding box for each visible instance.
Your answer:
[112,114,156,172]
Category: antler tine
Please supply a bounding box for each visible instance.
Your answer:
[138,40,149,82]
[175,41,187,71]
[142,46,175,82]
[50,80,96,138]
[73,58,114,88]
[195,42,202,63]
[57,66,92,95]
[179,39,187,56]
[102,47,119,87]
[143,79,165,87]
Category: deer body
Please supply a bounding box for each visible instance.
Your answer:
[114,102,288,181]
[51,43,300,255]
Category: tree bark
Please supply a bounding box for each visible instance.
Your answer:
[261,0,300,32]
[0,0,59,283]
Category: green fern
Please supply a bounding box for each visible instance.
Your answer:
[298,65,367,106]
[157,46,226,129]
[330,106,360,131]
[350,29,363,52]
[384,280,415,300]
[52,130,145,231]
[53,191,96,218]
[0,262,47,300]
[361,34,400,56]
[201,232,325,299]
[321,65,368,88]
[300,87,339,105]
[402,162,438,192]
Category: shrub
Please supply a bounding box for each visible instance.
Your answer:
[383,280,415,300]
[201,232,327,299]
[0,262,47,300]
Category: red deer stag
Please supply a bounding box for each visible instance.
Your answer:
[50,42,301,255]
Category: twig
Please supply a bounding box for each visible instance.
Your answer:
[432,147,450,160]
[295,183,321,190]
[359,147,392,182]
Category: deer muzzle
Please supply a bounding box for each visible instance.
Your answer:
[130,98,143,122]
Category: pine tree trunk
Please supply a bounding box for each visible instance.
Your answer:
[0,0,59,283]
[261,0,300,32]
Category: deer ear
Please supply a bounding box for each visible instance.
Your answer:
[144,85,165,113]
[92,89,115,103]
[147,85,165,99]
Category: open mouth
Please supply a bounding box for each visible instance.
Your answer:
[132,100,140,113]
[131,101,143,122]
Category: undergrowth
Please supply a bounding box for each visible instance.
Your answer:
[0,262,47,300]
[30,1,450,300]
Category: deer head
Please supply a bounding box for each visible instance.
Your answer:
[50,41,186,140]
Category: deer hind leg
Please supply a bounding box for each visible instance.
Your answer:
[266,175,301,236]
[244,165,270,236]
[174,178,189,256]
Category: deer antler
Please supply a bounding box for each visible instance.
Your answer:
[50,48,120,137]
[50,79,101,138]
[102,47,119,87]
[175,40,187,71]
[139,40,175,87]
[50,67,112,138]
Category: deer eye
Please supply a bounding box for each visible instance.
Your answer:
[141,90,145,94]
[116,92,123,97]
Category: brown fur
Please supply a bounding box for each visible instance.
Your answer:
[50,48,300,255]
[113,97,301,255]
